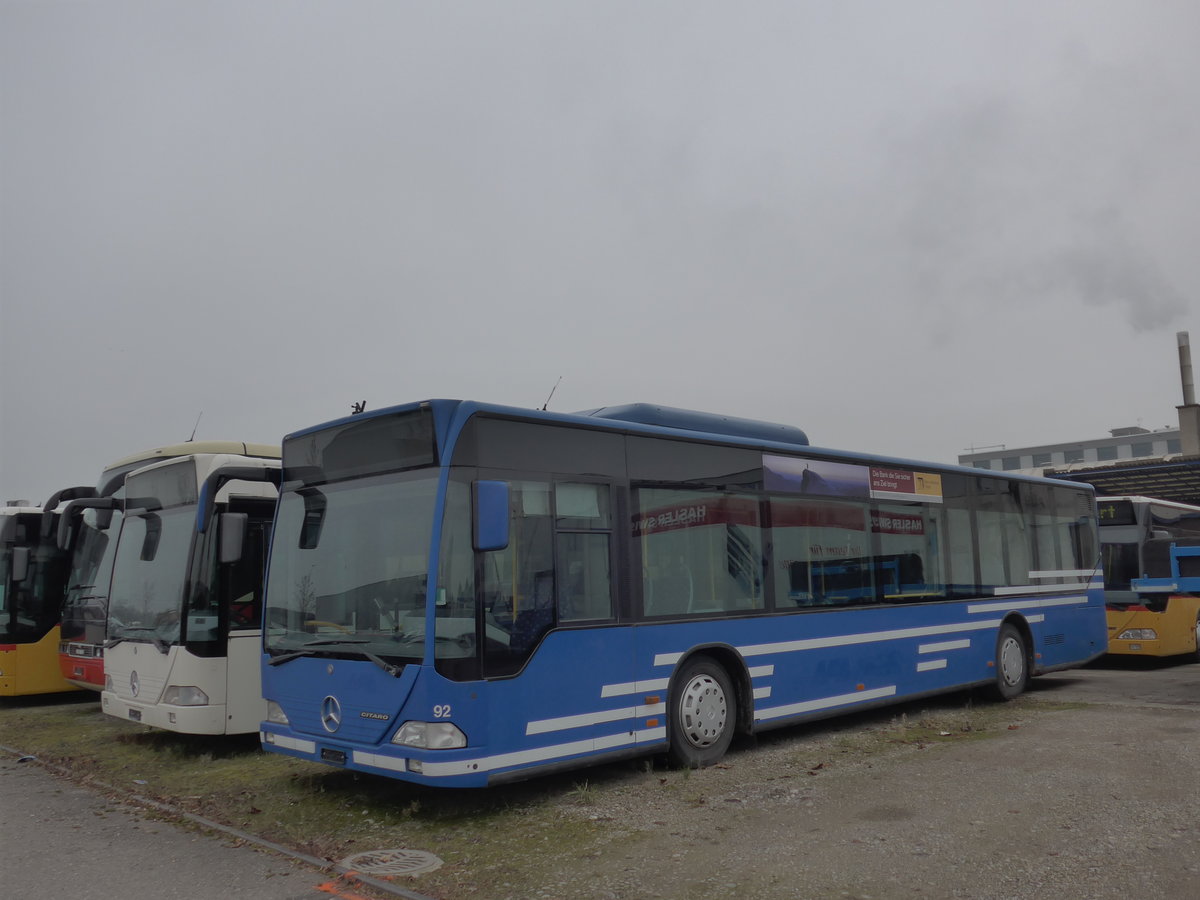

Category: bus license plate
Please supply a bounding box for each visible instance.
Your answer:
[320,748,347,765]
[128,709,142,722]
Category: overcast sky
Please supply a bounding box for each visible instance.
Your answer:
[3,2,1198,503]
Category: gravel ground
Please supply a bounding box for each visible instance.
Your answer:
[7,666,1199,900]
[489,683,1200,900]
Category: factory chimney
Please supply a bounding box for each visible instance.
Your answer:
[1177,332,1200,456]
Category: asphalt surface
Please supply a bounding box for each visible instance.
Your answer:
[0,753,414,900]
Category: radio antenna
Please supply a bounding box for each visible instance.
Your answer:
[541,376,562,411]
[188,411,203,442]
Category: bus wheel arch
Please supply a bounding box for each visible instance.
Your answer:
[989,617,1032,701]
[666,648,746,769]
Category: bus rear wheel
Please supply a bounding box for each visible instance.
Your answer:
[990,623,1029,701]
[668,657,735,769]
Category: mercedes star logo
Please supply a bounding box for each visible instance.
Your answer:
[130,671,140,698]
[321,695,343,733]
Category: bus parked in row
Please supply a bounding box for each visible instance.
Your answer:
[1,492,90,696]
[258,400,1107,788]
[48,442,275,691]
[1098,495,1200,660]
[99,447,280,733]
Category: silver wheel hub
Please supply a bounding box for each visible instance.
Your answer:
[679,673,728,748]
[999,636,1024,685]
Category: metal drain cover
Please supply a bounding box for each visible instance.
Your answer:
[340,848,444,876]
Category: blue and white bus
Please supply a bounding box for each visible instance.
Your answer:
[260,400,1107,787]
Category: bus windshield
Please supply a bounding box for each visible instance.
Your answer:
[107,507,195,646]
[264,470,439,664]
[1,513,71,643]
[62,508,122,645]
[0,550,12,639]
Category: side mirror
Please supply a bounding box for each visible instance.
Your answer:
[140,514,162,562]
[11,546,30,582]
[473,481,510,552]
[219,512,248,565]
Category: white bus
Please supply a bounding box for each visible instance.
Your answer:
[100,449,280,734]
[50,441,280,691]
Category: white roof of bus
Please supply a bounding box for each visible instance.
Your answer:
[0,505,42,516]
[103,441,280,472]
[1097,495,1200,512]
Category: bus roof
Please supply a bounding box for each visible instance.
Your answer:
[578,403,809,446]
[1097,495,1200,511]
[103,441,280,471]
[98,442,281,496]
[285,399,1090,490]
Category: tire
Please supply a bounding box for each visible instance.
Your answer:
[989,622,1029,701]
[667,657,736,769]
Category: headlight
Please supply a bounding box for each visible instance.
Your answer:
[265,700,290,725]
[1118,629,1158,641]
[392,721,467,750]
[104,674,114,691]
[161,685,209,706]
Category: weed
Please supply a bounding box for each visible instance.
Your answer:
[566,780,596,805]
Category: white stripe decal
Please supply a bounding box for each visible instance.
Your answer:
[736,618,1001,658]
[969,596,1086,612]
[753,686,772,700]
[417,727,669,778]
[600,678,670,698]
[353,751,407,773]
[917,659,948,672]
[748,665,775,678]
[654,652,683,668]
[526,702,665,736]
[919,639,970,654]
[262,732,316,755]
[1029,569,1096,579]
[990,583,1089,597]
[757,686,896,721]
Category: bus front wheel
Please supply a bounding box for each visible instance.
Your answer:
[668,657,735,769]
[990,623,1029,701]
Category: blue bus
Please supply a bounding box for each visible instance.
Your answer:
[259,400,1107,787]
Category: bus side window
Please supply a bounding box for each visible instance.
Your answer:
[637,487,763,616]
[771,497,871,609]
[557,532,612,621]
[481,482,555,677]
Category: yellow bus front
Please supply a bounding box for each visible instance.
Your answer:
[0,626,81,696]
[1106,595,1200,659]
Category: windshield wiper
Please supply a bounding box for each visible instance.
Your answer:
[106,627,173,654]
[105,626,152,648]
[267,639,404,677]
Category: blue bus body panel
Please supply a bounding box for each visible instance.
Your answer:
[261,584,1105,787]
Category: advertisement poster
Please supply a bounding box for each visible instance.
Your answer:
[764,454,942,504]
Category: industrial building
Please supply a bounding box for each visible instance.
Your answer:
[957,333,1200,505]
